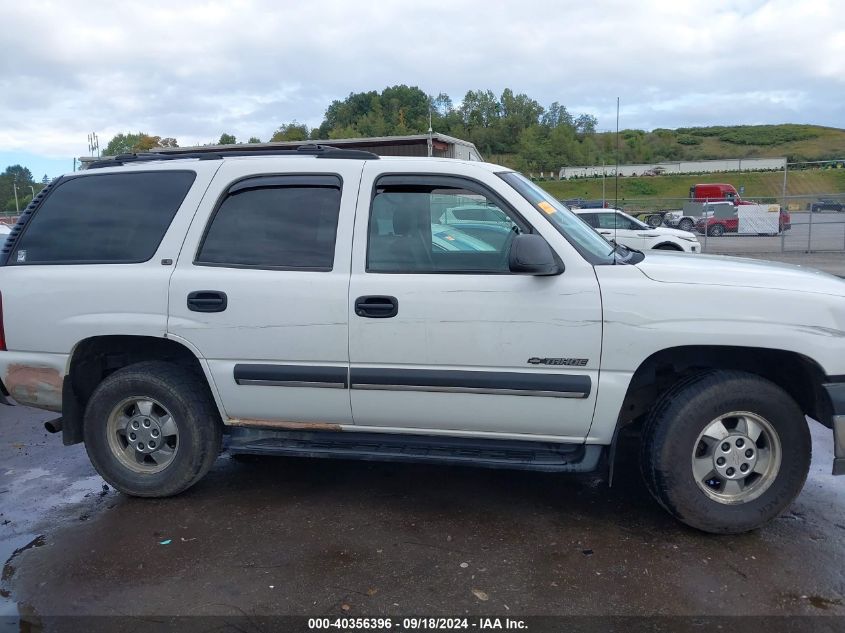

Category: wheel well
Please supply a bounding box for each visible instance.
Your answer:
[653,242,683,251]
[62,336,208,445]
[619,346,833,430]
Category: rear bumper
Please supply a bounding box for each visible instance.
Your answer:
[823,382,845,475]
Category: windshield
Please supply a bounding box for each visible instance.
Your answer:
[499,171,615,263]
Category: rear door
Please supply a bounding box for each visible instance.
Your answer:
[347,162,603,440]
[167,158,364,426]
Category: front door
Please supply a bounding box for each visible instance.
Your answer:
[347,164,603,440]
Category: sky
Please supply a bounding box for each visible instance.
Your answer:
[1,0,843,178]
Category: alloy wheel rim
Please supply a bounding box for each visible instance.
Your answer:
[691,411,781,505]
[106,397,179,474]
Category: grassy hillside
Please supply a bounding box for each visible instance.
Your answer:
[487,124,845,170]
[537,167,845,211]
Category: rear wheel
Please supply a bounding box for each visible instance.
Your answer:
[84,361,222,497]
[648,214,664,228]
[641,371,810,533]
[708,224,725,237]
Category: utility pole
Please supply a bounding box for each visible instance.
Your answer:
[602,160,606,206]
[614,97,620,209]
[12,182,19,213]
[427,110,433,157]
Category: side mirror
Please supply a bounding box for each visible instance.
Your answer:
[508,233,563,276]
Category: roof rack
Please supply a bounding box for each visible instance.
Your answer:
[86,144,380,169]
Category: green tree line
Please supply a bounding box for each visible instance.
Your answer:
[89,86,845,173]
[0,166,49,214]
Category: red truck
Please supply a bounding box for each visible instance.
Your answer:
[670,184,791,233]
[689,183,750,204]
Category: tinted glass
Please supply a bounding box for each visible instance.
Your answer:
[579,213,599,228]
[368,184,521,273]
[197,184,341,270]
[595,213,639,230]
[11,171,195,265]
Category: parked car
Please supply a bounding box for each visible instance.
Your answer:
[810,199,845,213]
[694,204,739,236]
[1,144,843,534]
[575,208,700,253]
[439,204,513,226]
[561,198,607,209]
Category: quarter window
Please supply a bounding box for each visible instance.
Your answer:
[197,177,342,270]
[10,171,195,265]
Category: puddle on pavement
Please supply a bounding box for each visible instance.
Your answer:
[0,533,44,628]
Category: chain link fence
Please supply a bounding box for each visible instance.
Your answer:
[602,160,845,256]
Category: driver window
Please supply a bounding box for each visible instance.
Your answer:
[367,182,524,273]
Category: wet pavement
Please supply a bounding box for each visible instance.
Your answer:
[1,403,845,627]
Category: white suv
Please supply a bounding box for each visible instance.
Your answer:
[0,145,843,534]
[575,208,700,253]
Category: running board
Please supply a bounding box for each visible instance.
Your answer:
[227,429,603,473]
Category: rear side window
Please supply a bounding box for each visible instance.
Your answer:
[196,176,342,270]
[10,171,195,265]
[579,213,599,228]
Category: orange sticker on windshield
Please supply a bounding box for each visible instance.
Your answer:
[537,201,556,215]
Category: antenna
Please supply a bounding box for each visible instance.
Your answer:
[88,132,99,157]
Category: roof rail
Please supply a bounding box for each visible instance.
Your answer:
[86,144,379,169]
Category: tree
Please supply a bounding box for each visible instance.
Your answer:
[41,174,51,185]
[247,136,261,144]
[459,89,500,128]
[3,165,33,185]
[271,121,310,142]
[541,102,574,129]
[218,133,237,145]
[103,133,178,155]
[575,114,598,136]
[431,92,453,116]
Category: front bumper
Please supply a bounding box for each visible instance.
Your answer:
[824,381,845,475]
[0,377,11,406]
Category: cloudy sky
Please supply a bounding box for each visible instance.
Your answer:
[1,0,843,178]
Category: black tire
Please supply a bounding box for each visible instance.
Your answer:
[641,371,810,534]
[648,214,663,228]
[708,224,725,237]
[83,361,222,497]
[678,218,694,232]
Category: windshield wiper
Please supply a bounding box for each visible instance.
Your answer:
[610,240,643,264]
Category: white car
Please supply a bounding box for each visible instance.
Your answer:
[575,208,700,253]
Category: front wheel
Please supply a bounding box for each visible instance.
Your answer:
[678,218,694,232]
[641,371,810,533]
[708,224,725,237]
[648,214,663,228]
[83,361,222,497]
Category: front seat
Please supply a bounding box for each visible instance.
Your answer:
[369,194,433,271]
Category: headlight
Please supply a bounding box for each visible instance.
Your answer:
[680,235,699,242]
